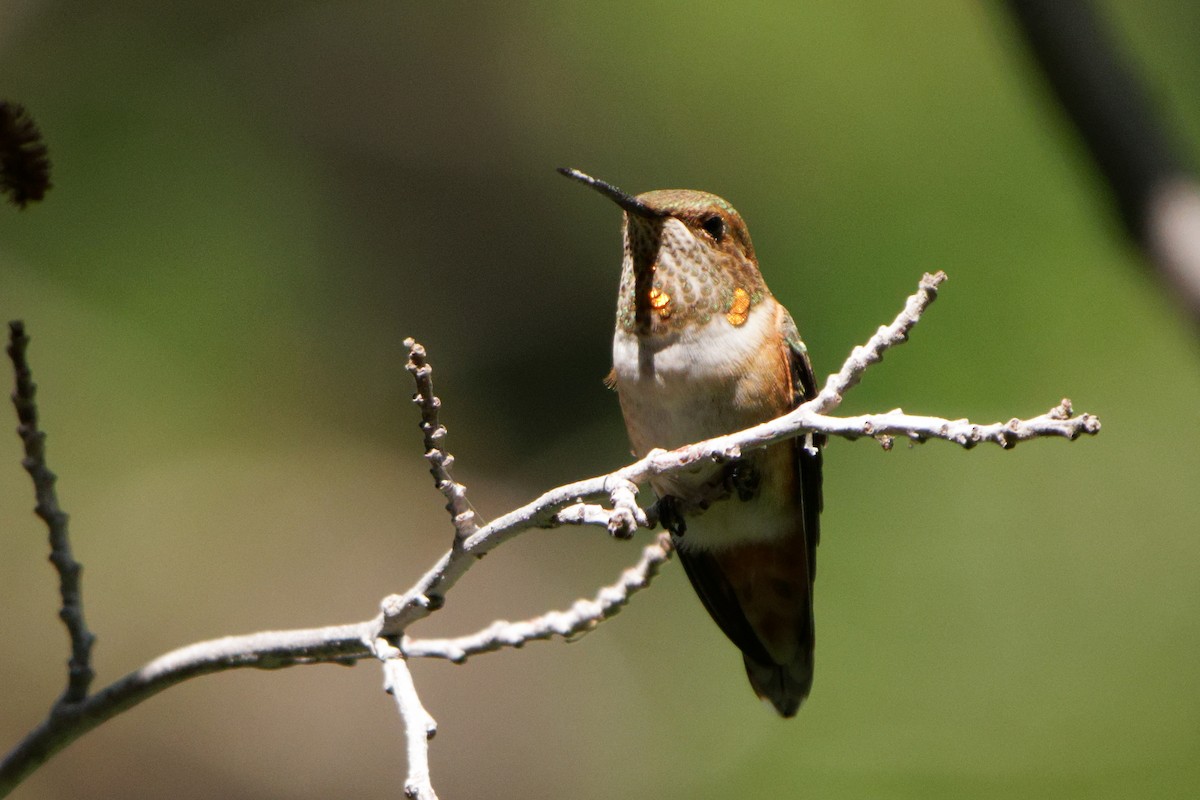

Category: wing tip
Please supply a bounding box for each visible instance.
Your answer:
[744,654,812,718]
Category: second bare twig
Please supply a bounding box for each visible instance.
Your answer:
[811,270,945,414]
[7,321,94,706]
[402,533,674,662]
[404,338,478,542]
[808,398,1100,450]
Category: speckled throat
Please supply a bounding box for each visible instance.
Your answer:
[615,190,770,337]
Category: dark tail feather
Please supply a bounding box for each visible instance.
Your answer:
[743,651,813,718]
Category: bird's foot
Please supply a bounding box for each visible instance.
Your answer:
[654,495,688,537]
[727,461,761,502]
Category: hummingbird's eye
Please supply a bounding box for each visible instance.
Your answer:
[701,214,726,243]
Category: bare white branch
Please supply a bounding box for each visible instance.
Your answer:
[807,398,1100,450]
[402,533,673,662]
[605,477,647,538]
[371,273,1100,644]
[382,657,439,800]
[2,272,1102,797]
[0,625,370,795]
[551,502,614,528]
[810,269,947,414]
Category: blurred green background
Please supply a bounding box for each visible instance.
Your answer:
[3,2,1199,798]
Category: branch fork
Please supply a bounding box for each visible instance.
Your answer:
[2,272,1100,798]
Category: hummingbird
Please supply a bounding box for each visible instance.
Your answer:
[560,167,824,717]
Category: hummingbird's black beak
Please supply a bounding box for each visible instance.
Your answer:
[557,167,665,219]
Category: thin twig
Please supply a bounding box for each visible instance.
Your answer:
[810,270,945,414]
[604,477,646,539]
[404,338,478,542]
[402,533,673,662]
[808,398,1100,450]
[382,657,439,800]
[0,625,369,795]
[382,535,672,800]
[6,321,94,706]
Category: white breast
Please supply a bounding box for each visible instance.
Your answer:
[612,298,779,450]
[612,299,795,551]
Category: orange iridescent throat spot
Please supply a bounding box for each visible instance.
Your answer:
[648,286,672,318]
[726,287,750,326]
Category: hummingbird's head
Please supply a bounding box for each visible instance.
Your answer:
[629,188,757,267]
[559,167,769,336]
